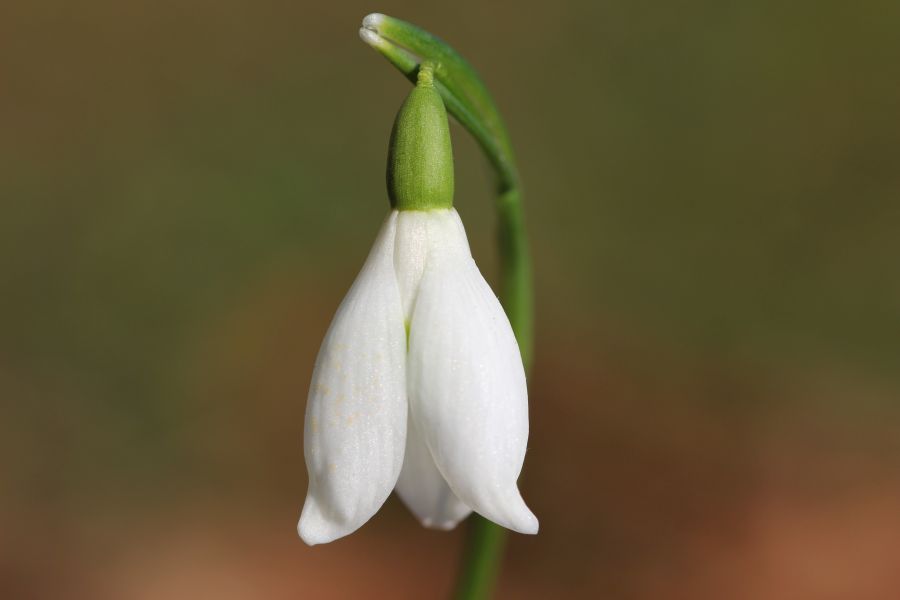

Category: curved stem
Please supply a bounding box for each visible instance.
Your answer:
[360,14,533,600]
[359,14,520,192]
[496,187,533,369]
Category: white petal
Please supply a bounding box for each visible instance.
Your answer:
[395,412,472,530]
[393,210,430,321]
[407,209,538,535]
[299,211,407,545]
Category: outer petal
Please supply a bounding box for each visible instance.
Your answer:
[395,412,472,530]
[299,211,407,545]
[407,209,538,534]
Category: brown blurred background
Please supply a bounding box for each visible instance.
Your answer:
[2,1,899,598]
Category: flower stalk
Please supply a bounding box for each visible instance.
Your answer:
[360,14,534,600]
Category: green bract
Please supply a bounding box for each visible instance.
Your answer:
[387,66,454,211]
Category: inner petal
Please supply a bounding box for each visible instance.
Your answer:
[393,210,431,320]
[395,411,472,530]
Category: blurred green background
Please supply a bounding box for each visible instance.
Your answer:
[2,1,899,598]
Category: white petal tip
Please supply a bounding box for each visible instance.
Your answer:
[421,516,464,531]
[513,512,540,535]
[496,512,539,535]
[297,519,316,546]
[298,519,322,546]
[483,493,539,535]
[297,500,351,546]
[297,514,332,546]
[362,13,385,30]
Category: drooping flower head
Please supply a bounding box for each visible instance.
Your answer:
[299,63,537,545]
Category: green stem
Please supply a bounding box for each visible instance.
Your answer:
[360,14,533,600]
[497,187,533,370]
[452,515,508,600]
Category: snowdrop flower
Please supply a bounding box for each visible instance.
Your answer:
[298,65,537,545]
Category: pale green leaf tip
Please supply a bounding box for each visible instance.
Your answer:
[362,13,385,30]
[359,13,387,49]
[359,13,386,48]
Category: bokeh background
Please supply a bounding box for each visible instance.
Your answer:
[3,1,899,598]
